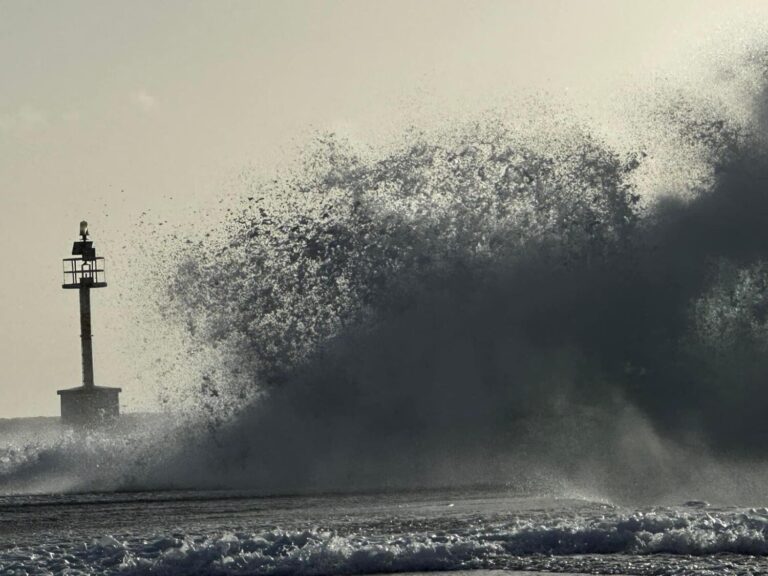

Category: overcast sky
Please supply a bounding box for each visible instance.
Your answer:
[0,0,764,418]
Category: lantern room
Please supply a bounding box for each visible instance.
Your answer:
[62,221,107,289]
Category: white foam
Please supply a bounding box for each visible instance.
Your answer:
[4,506,768,575]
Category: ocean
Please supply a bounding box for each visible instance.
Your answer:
[3,486,768,575]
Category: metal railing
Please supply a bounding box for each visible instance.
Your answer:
[62,257,107,289]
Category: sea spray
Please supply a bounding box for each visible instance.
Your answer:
[146,63,768,499]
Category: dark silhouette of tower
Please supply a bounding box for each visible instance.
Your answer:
[57,221,121,426]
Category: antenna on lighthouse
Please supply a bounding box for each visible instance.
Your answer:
[57,221,121,427]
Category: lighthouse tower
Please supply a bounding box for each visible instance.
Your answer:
[57,221,121,426]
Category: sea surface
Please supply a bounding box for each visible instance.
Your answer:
[2,486,768,575]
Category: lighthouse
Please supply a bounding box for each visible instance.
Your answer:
[57,221,121,426]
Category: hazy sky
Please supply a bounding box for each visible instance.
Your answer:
[0,0,764,418]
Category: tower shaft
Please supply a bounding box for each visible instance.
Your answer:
[79,285,94,389]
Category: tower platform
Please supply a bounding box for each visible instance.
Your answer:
[57,385,121,426]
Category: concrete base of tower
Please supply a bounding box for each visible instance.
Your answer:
[57,385,121,427]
